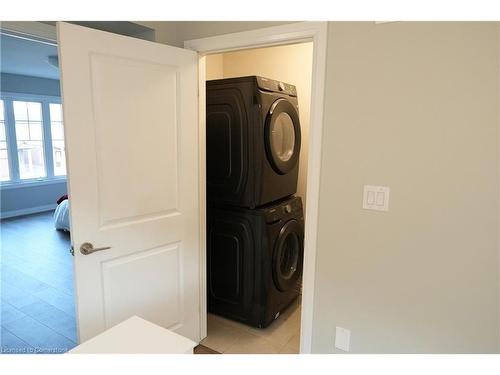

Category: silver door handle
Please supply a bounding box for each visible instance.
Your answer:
[80,242,111,255]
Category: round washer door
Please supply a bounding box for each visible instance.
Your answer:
[265,98,301,175]
[272,219,304,292]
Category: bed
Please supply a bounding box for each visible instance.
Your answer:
[54,199,71,232]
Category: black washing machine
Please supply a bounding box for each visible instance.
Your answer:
[206,76,301,208]
[207,196,304,328]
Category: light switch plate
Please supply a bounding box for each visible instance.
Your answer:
[335,326,351,352]
[363,185,390,211]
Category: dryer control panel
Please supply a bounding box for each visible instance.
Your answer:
[256,76,297,97]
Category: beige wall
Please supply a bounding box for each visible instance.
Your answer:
[174,21,500,353]
[498,26,500,352]
[205,54,224,80]
[206,43,313,205]
[312,22,499,353]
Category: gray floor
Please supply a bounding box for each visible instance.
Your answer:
[1,211,77,354]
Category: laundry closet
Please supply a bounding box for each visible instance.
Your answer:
[201,42,313,354]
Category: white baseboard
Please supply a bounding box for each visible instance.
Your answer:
[0,204,57,219]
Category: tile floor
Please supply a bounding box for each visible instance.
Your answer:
[200,298,301,354]
[1,211,301,355]
[1,211,77,354]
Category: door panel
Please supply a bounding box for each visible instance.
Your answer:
[57,22,200,344]
[90,54,180,227]
[101,242,182,329]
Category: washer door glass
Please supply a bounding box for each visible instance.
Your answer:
[265,99,301,175]
[279,231,300,280]
[273,219,304,292]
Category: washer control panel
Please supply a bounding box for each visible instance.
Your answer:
[264,197,303,223]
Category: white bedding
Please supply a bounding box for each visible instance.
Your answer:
[54,199,70,232]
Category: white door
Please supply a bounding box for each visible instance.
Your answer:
[57,22,200,343]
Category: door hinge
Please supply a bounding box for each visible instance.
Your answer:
[70,246,74,256]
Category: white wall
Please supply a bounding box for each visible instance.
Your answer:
[175,21,500,353]
[206,43,313,205]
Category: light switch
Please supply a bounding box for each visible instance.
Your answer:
[335,326,351,352]
[363,185,390,211]
[367,191,375,205]
[376,191,384,206]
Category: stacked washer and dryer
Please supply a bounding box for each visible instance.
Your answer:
[206,76,305,328]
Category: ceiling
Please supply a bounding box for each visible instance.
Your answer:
[0,34,60,80]
[0,22,156,81]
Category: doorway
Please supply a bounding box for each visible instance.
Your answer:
[186,21,327,354]
[197,40,315,354]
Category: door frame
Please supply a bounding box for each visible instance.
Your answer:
[184,21,328,354]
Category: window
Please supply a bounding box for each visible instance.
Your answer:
[0,100,9,181]
[0,95,65,185]
[50,103,66,176]
[13,101,46,179]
